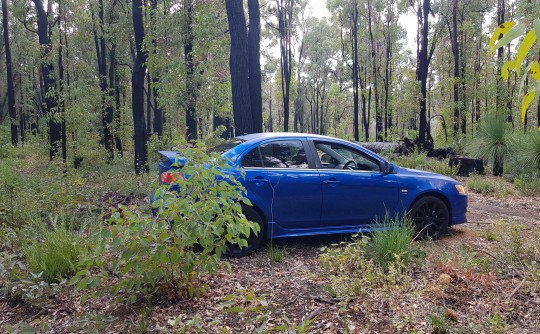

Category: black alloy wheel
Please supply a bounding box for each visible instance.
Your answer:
[409,196,450,240]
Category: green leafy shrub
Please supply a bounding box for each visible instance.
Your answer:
[366,214,420,270]
[73,145,258,303]
[24,228,84,283]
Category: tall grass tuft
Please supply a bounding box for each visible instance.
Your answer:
[24,228,85,283]
[467,113,510,176]
[366,214,417,270]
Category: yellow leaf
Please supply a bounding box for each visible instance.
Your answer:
[516,30,537,75]
[522,91,535,123]
[501,60,516,80]
[532,61,540,80]
[490,21,517,51]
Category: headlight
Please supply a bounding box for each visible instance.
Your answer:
[455,184,467,195]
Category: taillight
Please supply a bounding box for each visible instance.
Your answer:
[161,171,185,184]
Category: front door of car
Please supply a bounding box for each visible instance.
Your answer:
[241,139,322,230]
[314,141,400,226]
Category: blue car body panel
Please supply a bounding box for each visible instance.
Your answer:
[154,133,467,239]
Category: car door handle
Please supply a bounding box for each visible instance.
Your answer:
[323,179,341,184]
[248,177,269,183]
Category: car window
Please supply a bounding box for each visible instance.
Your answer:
[242,140,309,169]
[314,141,381,172]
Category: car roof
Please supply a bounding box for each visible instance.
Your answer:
[237,132,336,142]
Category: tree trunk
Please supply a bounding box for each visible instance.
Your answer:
[184,0,198,140]
[132,0,149,174]
[248,0,262,133]
[151,0,163,137]
[277,0,293,132]
[33,0,61,160]
[1,0,17,146]
[351,0,360,141]
[367,0,382,141]
[58,0,67,174]
[416,0,431,149]
[225,0,253,135]
[110,42,123,156]
[94,0,114,161]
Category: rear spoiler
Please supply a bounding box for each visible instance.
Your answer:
[158,151,187,167]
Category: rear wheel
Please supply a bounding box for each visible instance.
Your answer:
[409,196,450,240]
[226,206,265,257]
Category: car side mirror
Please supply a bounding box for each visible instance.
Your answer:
[384,161,394,174]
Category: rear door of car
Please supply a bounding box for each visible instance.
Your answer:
[241,138,322,229]
[311,139,400,226]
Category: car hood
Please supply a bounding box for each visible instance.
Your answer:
[393,166,458,183]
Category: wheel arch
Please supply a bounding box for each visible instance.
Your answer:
[240,203,268,230]
[408,192,453,225]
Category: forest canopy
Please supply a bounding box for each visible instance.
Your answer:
[1,0,539,172]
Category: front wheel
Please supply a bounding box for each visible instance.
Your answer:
[226,206,266,257]
[409,196,450,240]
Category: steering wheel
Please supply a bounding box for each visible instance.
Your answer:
[343,160,357,170]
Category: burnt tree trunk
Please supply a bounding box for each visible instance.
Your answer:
[184,0,198,140]
[277,0,293,132]
[225,0,253,134]
[367,0,382,141]
[132,0,148,174]
[248,0,262,133]
[33,0,61,160]
[351,0,360,141]
[2,0,17,145]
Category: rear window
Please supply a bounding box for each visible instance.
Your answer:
[208,139,245,154]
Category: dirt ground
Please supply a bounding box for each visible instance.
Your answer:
[1,189,540,333]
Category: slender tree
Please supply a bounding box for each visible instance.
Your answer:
[248,0,263,133]
[184,0,198,140]
[2,0,17,145]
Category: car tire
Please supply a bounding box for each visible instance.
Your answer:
[226,205,266,257]
[409,196,450,240]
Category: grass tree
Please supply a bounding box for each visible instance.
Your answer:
[468,112,510,176]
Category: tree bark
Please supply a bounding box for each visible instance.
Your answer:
[184,0,198,140]
[248,0,262,133]
[33,0,61,160]
[225,0,253,135]
[416,0,431,149]
[2,0,17,146]
[351,0,360,141]
[367,0,382,141]
[132,0,148,174]
[277,0,293,132]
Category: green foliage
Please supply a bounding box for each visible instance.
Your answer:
[367,215,418,270]
[428,311,452,334]
[508,130,540,177]
[267,244,287,263]
[72,146,257,303]
[390,153,458,177]
[24,227,85,283]
[467,113,510,176]
[489,313,507,334]
[319,215,423,299]
[467,174,496,194]
[513,176,540,196]
[490,19,540,127]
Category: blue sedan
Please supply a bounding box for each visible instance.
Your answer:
[156,133,467,255]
